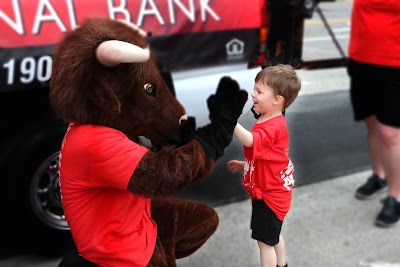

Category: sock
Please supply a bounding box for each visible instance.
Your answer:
[277,262,287,267]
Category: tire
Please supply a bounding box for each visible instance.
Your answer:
[10,122,72,257]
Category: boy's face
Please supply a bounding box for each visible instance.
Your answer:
[251,80,281,114]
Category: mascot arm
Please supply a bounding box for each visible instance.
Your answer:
[128,76,247,198]
[128,139,213,197]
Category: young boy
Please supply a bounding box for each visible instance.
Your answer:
[228,64,301,267]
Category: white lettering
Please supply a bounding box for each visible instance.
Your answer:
[168,0,195,24]
[20,57,36,83]
[66,0,78,30]
[107,0,131,22]
[0,0,25,35]
[137,0,165,26]
[3,59,16,85]
[32,0,67,34]
[200,0,219,22]
[37,56,52,82]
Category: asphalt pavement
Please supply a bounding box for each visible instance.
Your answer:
[176,170,400,267]
[3,170,399,267]
[2,67,398,267]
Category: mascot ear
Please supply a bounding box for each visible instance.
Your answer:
[89,79,122,113]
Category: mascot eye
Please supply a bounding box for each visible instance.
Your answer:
[143,83,157,96]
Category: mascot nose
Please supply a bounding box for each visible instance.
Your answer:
[179,114,188,125]
[168,116,196,147]
[180,116,196,133]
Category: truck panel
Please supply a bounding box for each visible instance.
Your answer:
[1,0,264,92]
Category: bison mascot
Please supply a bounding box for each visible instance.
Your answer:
[50,18,247,267]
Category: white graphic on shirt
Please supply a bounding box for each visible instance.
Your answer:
[58,123,73,203]
[243,159,255,188]
[243,151,295,192]
[280,158,295,191]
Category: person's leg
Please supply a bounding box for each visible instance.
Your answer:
[150,197,219,263]
[377,122,400,199]
[147,238,168,267]
[374,64,400,226]
[349,61,387,199]
[374,122,400,227]
[258,240,276,267]
[251,200,284,266]
[355,116,388,199]
[365,116,385,179]
[274,235,286,267]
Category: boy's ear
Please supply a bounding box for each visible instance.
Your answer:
[274,95,284,106]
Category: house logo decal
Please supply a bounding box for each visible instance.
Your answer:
[226,38,244,60]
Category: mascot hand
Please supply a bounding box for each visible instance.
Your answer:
[207,76,248,133]
[193,77,248,161]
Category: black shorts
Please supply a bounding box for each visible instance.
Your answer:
[348,59,400,127]
[251,199,283,246]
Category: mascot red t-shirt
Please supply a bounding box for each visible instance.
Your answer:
[242,115,294,221]
[59,123,156,267]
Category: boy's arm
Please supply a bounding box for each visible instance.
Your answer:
[234,122,253,147]
[227,160,245,173]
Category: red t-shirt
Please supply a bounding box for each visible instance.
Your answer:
[59,123,156,267]
[349,0,400,67]
[242,115,294,221]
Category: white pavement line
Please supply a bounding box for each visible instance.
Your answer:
[296,67,349,96]
[333,27,350,33]
[304,34,349,42]
[359,262,400,267]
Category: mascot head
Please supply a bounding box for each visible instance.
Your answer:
[50,18,187,145]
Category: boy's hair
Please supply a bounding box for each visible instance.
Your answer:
[255,64,301,110]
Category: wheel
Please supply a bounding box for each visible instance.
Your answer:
[29,151,68,231]
[10,122,72,256]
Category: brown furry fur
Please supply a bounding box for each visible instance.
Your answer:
[50,18,218,266]
[50,18,185,144]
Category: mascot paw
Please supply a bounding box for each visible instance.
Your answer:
[207,76,248,123]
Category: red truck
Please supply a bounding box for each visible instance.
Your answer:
[0,0,330,255]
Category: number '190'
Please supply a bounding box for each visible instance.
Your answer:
[2,56,52,86]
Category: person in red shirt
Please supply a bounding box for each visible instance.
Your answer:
[348,0,400,227]
[228,64,301,267]
[59,124,155,266]
[51,18,249,267]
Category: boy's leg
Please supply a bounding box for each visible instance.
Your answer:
[258,240,276,267]
[251,200,283,267]
[274,235,287,267]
